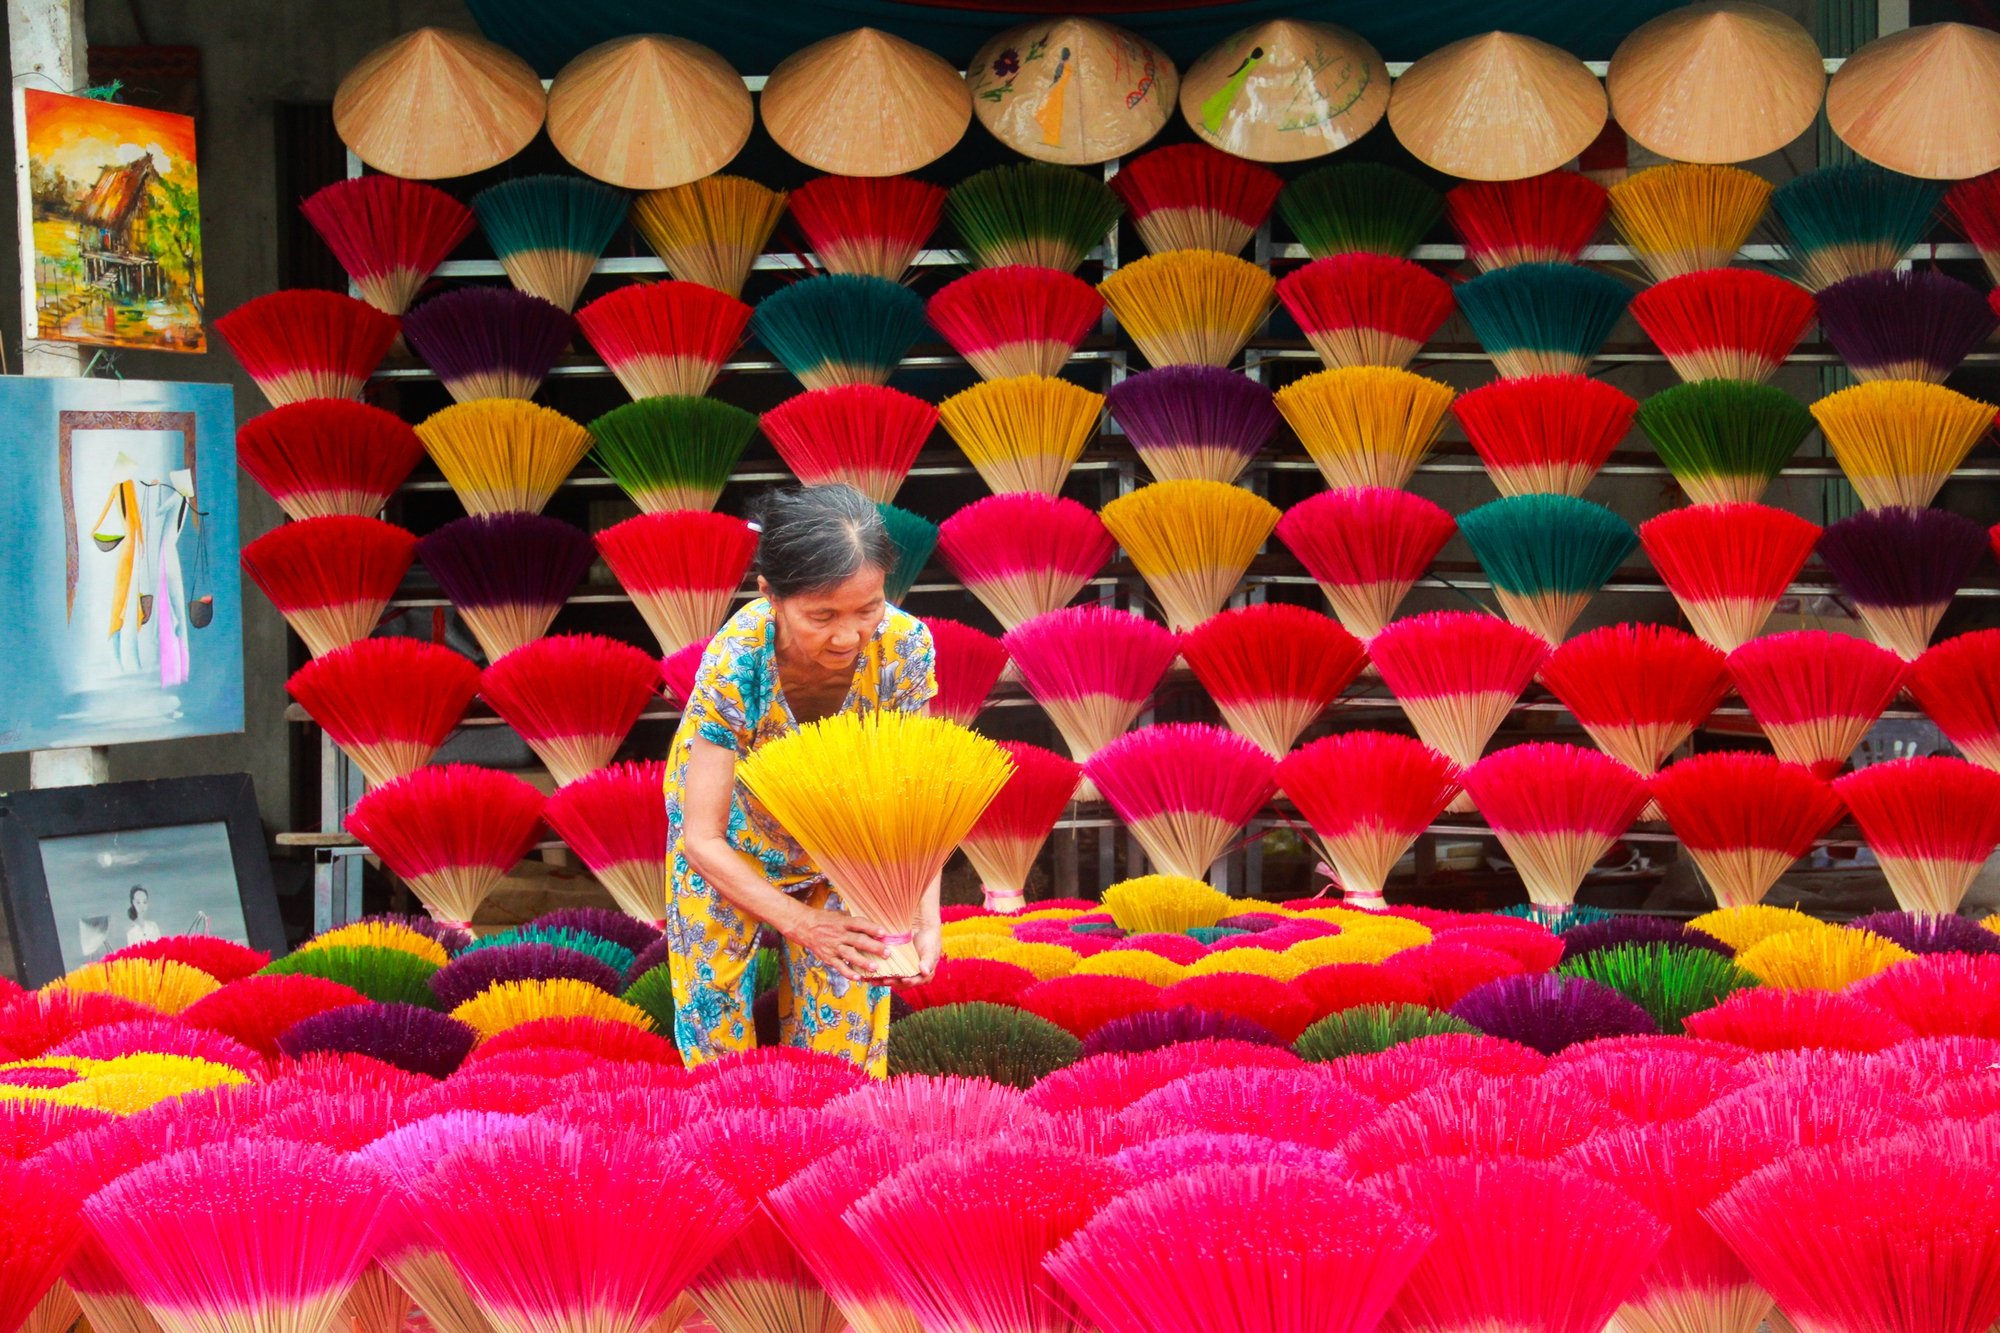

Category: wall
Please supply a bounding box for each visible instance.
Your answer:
[0,0,475,824]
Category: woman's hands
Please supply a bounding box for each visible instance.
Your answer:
[909,919,942,986]
[781,903,890,983]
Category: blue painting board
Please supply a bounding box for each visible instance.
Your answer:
[0,375,241,752]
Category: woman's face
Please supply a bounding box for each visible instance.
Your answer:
[130,888,149,916]
[765,567,887,674]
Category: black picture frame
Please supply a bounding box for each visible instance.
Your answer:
[0,773,283,987]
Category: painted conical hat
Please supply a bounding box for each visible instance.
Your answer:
[1388,31,1607,181]
[1827,22,2000,180]
[547,35,752,190]
[761,28,971,176]
[334,27,545,180]
[967,17,1179,165]
[1180,20,1390,162]
[1609,3,1823,164]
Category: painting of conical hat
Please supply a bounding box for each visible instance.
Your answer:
[1180,20,1390,162]
[967,17,1179,165]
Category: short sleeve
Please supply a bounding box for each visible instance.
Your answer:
[682,627,761,753]
[887,619,938,714]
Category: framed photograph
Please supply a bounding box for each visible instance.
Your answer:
[0,773,282,987]
[16,88,204,351]
[0,375,240,753]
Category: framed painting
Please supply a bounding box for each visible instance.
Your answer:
[0,773,283,987]
[15,88,204,352]
[0,375,240,753]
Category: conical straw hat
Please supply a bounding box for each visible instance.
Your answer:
[967,17,1179,165]
[1180,20,1390,162]
[1609,3,1823,164]
[1388,31,1607,181]
[547,35,752,190]
[334,27,545,180]
[1827,22,2000,180]
[761,28,971,176]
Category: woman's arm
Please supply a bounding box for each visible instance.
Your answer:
[680,735,889,982]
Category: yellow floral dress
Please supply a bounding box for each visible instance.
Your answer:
[664,597,936,1074]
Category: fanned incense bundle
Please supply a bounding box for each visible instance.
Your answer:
[1104,365,1279,485]
[936,375,1104,496]
[1947,171,2000,283]
[1085,723,1278,881]
[1606,164,1773,280]
[1464,742,1650,909]
[961,741,1083,914]
[415,399,594,516]
[1452,373,1639,497]
[1049,1165,1430,1333]
[1810,380,1997,510]
[1454,263,1635,379]
[1910,629,2000,769]
[737,712,1012,978]
[1540,623,1730,784]
[1650,752,1843,907]
[471,175,630,311]
[1368,611,1551,809]
[631,174,787,298]
[1770,163,1945,291]
[1639,503,1821,652]
[937,493,1113,629]
[1001,606,1179,766]
[287,637,479,787]
[214,291,400,408]
[241,516,417,659]
[876,504,938,604]
[753,274,930,390]
[1835,757,2000,915]
[1637,380,1815,506]
[345,763,545,927]
[946,163,1124,273]
[765,1142,929,1333]
[85,1138,383,1333]
[574,281,752,401]
[1728,630,1909,778]
[927,267,1104,381]
[1277,163,1444,259]
[588,395,757,513]
[594,510,757,654]
[1278,732,1463,906]
[1275,254,1456,371]
[1274,365,1456,491]
[1276,487,1455,640]
[1628,269,1818,383]
[1446,172,1610,271]
[1098,480,1281,631]
[1817,505,1989,660]
[1097,250,1276,369]
[301,176,473,316]
[760,385,937,504]
[1110,143,1284,256]
[1381,1158,1665,1333]
[659,641,705,706]
[417,513,595,661]
[786,175,946,282]
[1818,269,1998,383]
[926,618,1007,727]
[402,287,576,406]
[479,634,659,784]
[234,399,423,521]
[418,1121,747,1333]
[1456,493,1638,643]
[1180,603,1367,756]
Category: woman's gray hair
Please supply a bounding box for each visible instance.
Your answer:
[749,483,897,599]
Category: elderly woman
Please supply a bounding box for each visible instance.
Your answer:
[663,484,939,1075]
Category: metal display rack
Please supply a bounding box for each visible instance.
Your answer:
[284,55,1995,933]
